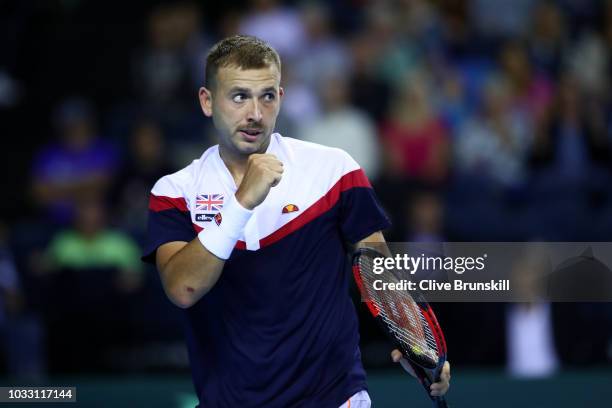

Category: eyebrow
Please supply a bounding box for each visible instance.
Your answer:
[228,86,277,95]
[261,87,277,94]
[228,87,251,94]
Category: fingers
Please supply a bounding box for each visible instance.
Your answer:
[266,167,283,188]
[260,156,284,171]
[252,154,284,180]
[390,350,451,397]
[430,361,450,397]
[390,349,416,378]
[247,154,283,183]
[442,361,451,381]
[270,172,283,187]
[391,349,402,362]
[236,154,284,209]
[265,163,283,187]
[250,153,283,168]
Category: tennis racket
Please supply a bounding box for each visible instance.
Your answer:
[352,247,449,408]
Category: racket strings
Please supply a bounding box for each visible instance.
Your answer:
[358,255,439,365]
[372,292,439,361]
[367,292,430,349]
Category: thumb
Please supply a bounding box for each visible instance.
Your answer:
[391,349,417,378]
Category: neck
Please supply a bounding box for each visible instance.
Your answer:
[218,136,272,186]
[219,146,249,185]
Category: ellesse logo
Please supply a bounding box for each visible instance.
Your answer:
[214,212,222,226]
[282,204,299,214]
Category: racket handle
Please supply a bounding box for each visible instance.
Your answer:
[432,396,449,408]
[415,364,449,408]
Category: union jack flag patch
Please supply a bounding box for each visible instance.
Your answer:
[195,194,224,212]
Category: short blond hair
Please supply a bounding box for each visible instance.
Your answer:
[205,35,281,88]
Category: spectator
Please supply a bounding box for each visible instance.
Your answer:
[499,40,554,127]
[405,188,445,243]
[455,75,533,188]
[131,2,209,144]
[365,4,420,87]
[294,2,351,89]
[297,73,381,181]
[436,0,478,59]
[380,69,450,183]
[36,198,144,371]
[44,198,143,294]
[31,98,119,225]
[470,0,535,41]
[111,120,174,241]
[432,67,470,134]
[395,0,443,44]
[529,73,611,182]
[239,0,306,61]
[275,60,320,135]
[133,4,206,108]
[565,30,609,97]
[506,248,559,378]
[0,222,45,379]
[0,224,21,333]
[348,32,392,122]
[527,1,568,78]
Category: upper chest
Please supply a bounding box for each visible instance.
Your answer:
[186,159,337,250]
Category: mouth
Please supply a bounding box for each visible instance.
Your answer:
[238,128,263,141]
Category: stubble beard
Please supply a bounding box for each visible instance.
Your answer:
[219,127,271,161]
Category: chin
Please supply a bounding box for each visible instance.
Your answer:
[234,134,270,154]
[239,145,261,155]
[233,140,264,155]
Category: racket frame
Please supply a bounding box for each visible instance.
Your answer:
[352,247,449,408]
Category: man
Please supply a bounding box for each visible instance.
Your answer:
[143,35,450,407]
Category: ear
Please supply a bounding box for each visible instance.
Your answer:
[199,87,213,117]
[279,86,285,99]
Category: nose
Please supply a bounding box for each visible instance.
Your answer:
[246,99,263,123]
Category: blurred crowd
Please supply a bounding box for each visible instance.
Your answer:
[1,0,611,379]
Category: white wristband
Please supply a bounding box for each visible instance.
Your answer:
[197,195,253,259]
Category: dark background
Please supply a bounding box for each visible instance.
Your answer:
[0,0,611,406]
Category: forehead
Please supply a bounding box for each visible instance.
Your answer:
[215,65,281,91]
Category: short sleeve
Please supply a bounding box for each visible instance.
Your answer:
[142,192,196,265]
[336,152,391,244]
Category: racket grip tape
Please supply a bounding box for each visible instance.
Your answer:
[433,396,449,408]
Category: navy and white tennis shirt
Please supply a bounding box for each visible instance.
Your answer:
[143,133,390,407]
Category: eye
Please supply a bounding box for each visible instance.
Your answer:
[232,93,247,103]
[263,93,276,102]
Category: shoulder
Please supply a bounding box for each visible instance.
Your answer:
[150,146,217,198]
[278,135,360,173]
[151,166,194,198]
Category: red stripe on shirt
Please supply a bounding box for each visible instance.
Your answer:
[149,194,189,212]
[259,169,371,248]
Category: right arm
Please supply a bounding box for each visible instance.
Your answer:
[155,153,283,309]
[156,239,226,309]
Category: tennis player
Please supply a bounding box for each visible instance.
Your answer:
[143,35,450,407]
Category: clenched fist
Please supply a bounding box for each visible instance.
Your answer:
[235,154,284,210]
